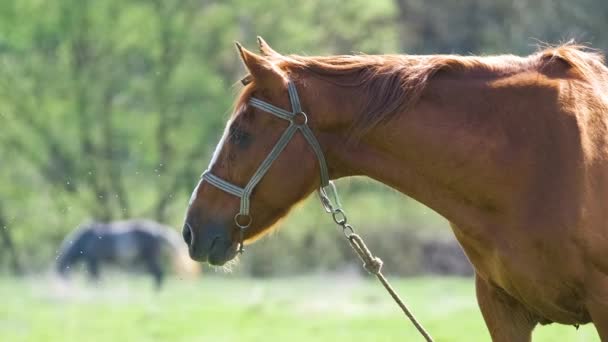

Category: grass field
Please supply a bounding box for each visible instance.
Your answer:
[0,274,599,341]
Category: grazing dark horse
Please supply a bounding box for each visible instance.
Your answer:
[183,37,608,340]
[57,219,198,289]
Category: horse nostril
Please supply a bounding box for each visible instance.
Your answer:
[182,222,193,246]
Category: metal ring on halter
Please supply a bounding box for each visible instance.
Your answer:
[234,213,251,254]
[292,111,308,126]
[234,213,252,229]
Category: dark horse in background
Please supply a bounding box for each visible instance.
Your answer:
[56,219,198,289]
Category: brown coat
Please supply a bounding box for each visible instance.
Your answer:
[185,40,608,341]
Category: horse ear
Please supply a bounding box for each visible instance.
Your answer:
[235,42,284,86]
[256,36,280,57]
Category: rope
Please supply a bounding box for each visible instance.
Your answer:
[347,233,434,342]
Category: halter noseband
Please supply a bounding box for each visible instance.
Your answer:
[201,81,331,252]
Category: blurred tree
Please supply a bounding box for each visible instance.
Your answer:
[393,0,608,54]
[0,0,606,273]
[0,202,22,275]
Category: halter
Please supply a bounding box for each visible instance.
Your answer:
[198,79,433,341]
[201,81,334,252]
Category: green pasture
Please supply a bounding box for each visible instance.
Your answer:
[0,275,599,341]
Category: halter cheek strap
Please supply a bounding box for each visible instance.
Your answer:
[201,81,332,249]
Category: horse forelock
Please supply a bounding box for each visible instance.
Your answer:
[231,82,256,120]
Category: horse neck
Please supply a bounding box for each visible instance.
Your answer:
[323,75,516,230]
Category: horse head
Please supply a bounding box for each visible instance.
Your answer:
[183,38,346,265]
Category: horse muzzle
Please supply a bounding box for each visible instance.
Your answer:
[182,220,238,266]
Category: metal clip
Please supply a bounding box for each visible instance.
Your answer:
[318,181,341,213]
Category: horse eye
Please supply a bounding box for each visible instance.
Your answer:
[229,125,252,148]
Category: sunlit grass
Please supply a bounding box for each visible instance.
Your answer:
[0,275,599,341]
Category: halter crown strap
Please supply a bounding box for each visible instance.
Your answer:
[202,81,330,218]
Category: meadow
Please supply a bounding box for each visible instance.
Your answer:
[0,274,599,342]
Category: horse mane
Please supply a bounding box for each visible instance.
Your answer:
[232,43,606,137]
[536,43,606,82]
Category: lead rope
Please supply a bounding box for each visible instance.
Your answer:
[319,185,434,342]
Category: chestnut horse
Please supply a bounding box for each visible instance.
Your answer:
[184,38,608,341]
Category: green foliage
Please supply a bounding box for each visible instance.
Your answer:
[0,0,607,273]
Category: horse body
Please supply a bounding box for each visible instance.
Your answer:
[325,50,608,336]
[184,39,608,340]
[57,219,196,289]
